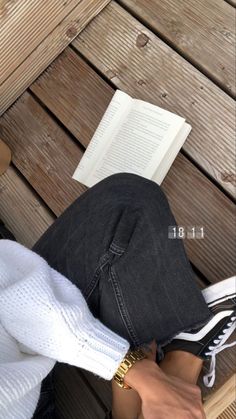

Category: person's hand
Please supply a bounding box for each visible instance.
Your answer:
[124,358,205,419]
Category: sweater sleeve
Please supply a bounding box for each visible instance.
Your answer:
[0,241,130,380]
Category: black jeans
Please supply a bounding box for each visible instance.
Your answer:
[32,173,211,418]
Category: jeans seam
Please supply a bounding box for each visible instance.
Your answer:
[110,242,125,253]
[109,246,124,256]
[110,265,141,347]
[84,251,111,299]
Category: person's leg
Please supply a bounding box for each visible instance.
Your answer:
[33,173,211,343]
[32,173,212,418]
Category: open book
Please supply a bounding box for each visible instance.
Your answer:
[73,90,191,187]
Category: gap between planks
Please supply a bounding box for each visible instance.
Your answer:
[28,46,236,283]
[218,401,236,419]
[0,165,54,247]
[0,116,234,412]
[55,364,106,419]
[204,375,236,419]
[0,0,82,83]
[1,163,231,411]
[1,49,235,283]
[72,1,235,199]
[0,0,111,115]
[116,0,235,98]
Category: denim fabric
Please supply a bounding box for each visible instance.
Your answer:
[32,369,55,419]
[32,173,211,418]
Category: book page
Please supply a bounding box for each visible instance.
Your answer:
[152,123,192,185]
[85,98,185,186]
[72,90,132,183]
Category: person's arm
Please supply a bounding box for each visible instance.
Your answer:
[0,240,205,418]
[0,240,129,380]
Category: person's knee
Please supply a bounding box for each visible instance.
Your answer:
[101,172,161,193]
[103,172,168,207]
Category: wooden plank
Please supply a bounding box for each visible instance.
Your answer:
[82,346,236,406]
[1,166,232,419]
[29,48,236,283]
[75,274,233,404]
[82,336,236,403]
[0,0,81,84]
[199,334,236,399]
[1,153,233,404]
[1,92,86,216]
[218,400,236,419]
[1,98,234,408]
[55,364,105,419]
[118,0,236,97]
[0,138,11,175]
[69,360,236,417]
[204,375,236,419]
[1,59,235,396]
[73,1,236,199]
[0,0,111,115]
[162,154,236,283]
[81,371,112,409]
[30,48,112,149]
[0,165,54,247]
[0,167,233,411]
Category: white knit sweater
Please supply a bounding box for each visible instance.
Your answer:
[0,240,130,419]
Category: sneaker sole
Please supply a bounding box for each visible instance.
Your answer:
[175,310,234,341]
[202,276,236,307]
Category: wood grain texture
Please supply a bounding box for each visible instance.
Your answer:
[29,47,236,283]
[30,48,112,149]
[204,375,236,419]
[1,71,235,409]
[218,401,236,419]
[162,153,236,283]
[82,330,236,404]
[199,334,236,400]
[0,138,11,175]
[81,371,112,409]
[2,151,232,416]
[55,364,105,419]
[1,92,86,216]
[0,165,54,247]
[73,1,236,198]
[0,0,81,84]
[0,0,111,115]
[118,0,236,96]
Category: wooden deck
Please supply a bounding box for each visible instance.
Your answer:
[0,0,235,418]
[0,0,111,114]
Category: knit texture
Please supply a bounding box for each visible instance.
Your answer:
[0,240,129,419]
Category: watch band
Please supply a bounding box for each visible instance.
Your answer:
[113,348,146,389]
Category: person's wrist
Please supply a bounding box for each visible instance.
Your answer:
[124,358,162,396]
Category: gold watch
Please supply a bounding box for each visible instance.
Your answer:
[113,348,147,389]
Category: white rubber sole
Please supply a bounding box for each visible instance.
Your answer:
[176,310,235,341]
[202,276,236,307]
